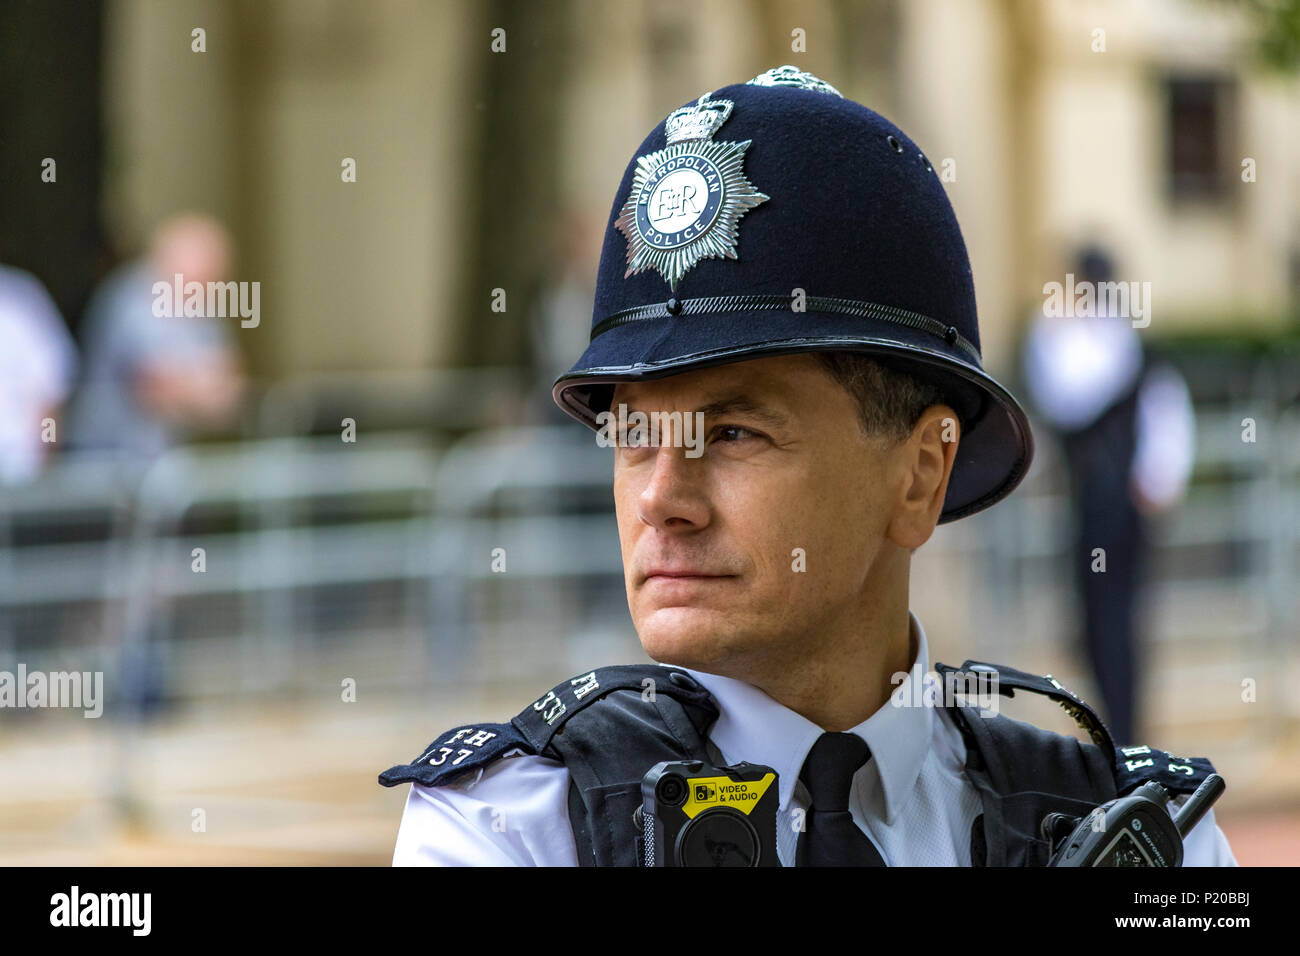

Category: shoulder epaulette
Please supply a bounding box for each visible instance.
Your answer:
[1111,743,1217,798]
[378,720,531,789]
[378,663,709,790]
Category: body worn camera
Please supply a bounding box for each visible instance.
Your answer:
[1045,773,1225,866]
[636,760,779,867]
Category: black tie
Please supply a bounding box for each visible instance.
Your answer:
[795,732,887,866]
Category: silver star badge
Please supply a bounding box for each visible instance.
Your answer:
[615,93,769,293]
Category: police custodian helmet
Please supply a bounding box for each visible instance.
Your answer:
[552,65,1033,522]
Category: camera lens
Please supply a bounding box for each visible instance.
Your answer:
[657,774,687,807]
[676,809,761,867]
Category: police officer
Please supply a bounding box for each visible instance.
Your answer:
[382,66,1236,866]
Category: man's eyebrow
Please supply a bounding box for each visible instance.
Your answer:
[694,395,791,427]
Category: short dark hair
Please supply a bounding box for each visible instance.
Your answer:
[812,351,950,442]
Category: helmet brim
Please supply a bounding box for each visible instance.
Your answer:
[552,309,1034,523]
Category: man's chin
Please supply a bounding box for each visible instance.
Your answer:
[634,605,746,670]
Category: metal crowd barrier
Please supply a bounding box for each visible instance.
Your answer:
[0,396,1293,719]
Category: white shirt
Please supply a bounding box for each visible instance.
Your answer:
[1023,310,1144,431]
[1131,363,1196,509]
[1021,309,1196,509]
[392,612,1237,866]
[0,265,78,485]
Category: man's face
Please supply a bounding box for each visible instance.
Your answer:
[611,353,906,674]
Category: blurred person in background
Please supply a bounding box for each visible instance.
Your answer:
[63,214,246,728]
[0,264,78,486]
[1022,245,1196,747]
[66,213,245,461]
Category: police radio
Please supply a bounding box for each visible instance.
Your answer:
[1044,773,1225,867]
[635,760,780,866]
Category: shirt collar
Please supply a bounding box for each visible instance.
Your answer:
[679,610,934,825]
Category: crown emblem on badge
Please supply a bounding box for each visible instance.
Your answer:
[615,92,768,293]
[746,65,843,98]
[663,97,733,144]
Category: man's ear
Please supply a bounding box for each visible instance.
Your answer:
[886,405,960,550]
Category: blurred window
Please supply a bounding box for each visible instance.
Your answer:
[1164,74,1235,202]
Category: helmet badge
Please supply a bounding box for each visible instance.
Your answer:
[615,92,769,293]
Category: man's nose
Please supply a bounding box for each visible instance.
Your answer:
[636,443,710,531]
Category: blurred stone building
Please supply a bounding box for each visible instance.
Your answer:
[79,0,1297,390]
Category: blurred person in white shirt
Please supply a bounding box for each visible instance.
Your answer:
[1023,245,1196,747]
[0,264,78,485]
[66,213,245,461]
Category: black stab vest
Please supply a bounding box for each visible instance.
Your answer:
[379,660,1218,866]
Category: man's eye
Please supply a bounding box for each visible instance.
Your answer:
[618,430,651,447]
[712,424,758,443]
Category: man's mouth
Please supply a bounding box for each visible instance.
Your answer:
[646,567,718,577]
[641,568,737,585]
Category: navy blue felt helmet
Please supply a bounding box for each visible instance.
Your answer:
[552,66,1033,522]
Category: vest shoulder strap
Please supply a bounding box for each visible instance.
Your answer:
[540,667,721,865]
[935,659,1220,865]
